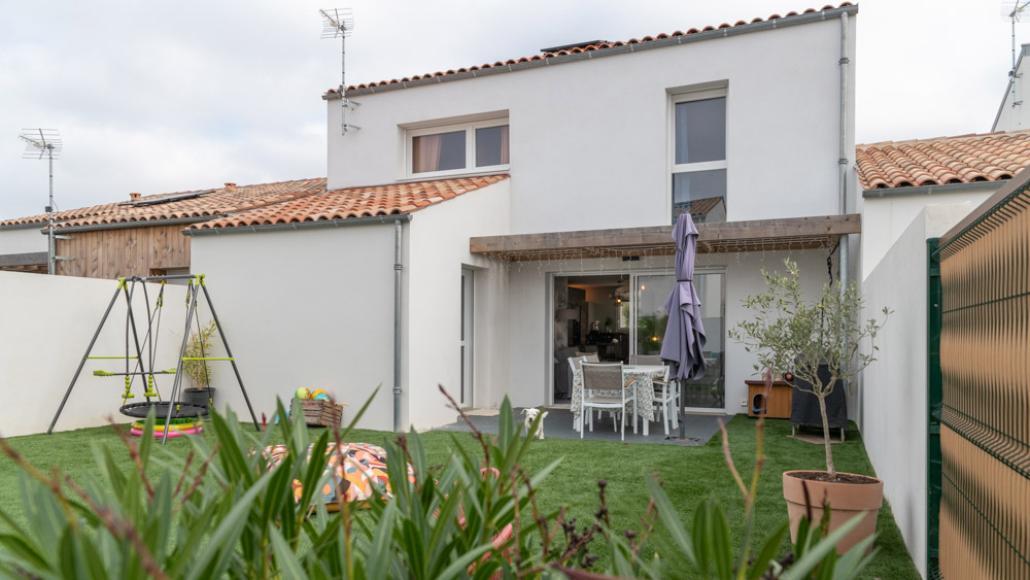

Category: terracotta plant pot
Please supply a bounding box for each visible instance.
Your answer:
[782,470,883,554]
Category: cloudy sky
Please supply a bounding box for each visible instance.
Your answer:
[0,0,1020,217]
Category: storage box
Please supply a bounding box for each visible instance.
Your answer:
[746,380,793,419]
[290,398,345,428]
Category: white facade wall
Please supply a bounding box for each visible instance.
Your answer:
[189,225,402,431]
[993,45,1030,132]
[505,250,827,414]
[861,187,993,280]
[0,226,47,254]
[0,272,187,437]
[406,181,511,428]
[861,204,972,578]
[328,14,857,235]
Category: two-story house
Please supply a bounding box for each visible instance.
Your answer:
[186,3,860,431]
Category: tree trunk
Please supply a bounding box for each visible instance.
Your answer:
[817,393,835,477]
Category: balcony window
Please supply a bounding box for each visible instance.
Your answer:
[671,92,727,223]
[408,119,509,177]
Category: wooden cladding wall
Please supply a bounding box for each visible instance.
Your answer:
[937,180,1030,578]
[55,224,191,279]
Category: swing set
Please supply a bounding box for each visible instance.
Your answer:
[47,273,260,443]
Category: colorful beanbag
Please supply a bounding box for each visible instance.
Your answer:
[263,442,415,506]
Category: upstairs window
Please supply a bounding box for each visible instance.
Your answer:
[671,91,726,223]
[408,120,509,177]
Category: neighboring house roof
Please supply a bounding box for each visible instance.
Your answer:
[327,3,856,98]
[855,131,1030,190]
[190,174,509,232]
[0,178,326,231]
[992,43,1030,131]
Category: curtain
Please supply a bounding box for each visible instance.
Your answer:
[412,134,443,173]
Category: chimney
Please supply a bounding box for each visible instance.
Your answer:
[129,192,141,201]
[224,182,237,191]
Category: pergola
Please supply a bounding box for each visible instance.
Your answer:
[469,214,861,261]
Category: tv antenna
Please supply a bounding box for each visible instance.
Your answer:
[19,128,62,275]
[320,8,360,135]
[1005,2,1030,69]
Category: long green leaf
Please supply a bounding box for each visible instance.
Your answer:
[780,514,867,580]
[270,526,308,579]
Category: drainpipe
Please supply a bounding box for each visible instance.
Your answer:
[393,219,404,432]
[837,10,850,291]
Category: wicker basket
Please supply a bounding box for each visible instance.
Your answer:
[290,398,345,428]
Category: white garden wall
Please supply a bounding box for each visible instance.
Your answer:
[0,272,187,437]
[861,186,996,280]
[189,224,402,431]
[860,203,976,578]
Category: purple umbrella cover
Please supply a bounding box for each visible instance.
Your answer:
[659,212,707,381]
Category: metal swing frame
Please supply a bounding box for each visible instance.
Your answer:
[47,273,260,443]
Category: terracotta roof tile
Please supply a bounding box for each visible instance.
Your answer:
[1,178,326,229]
[191,174,509,230]
[326,3,854,97]
[856,131,1030,190]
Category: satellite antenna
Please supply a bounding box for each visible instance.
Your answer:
[1004,1,1030,69]
[320,8,360,135]
[19,128,62,275]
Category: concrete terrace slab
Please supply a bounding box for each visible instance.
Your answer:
[433,407,725,446]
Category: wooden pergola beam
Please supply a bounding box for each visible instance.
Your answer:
[470,214,861,259]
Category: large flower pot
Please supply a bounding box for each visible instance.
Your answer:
[782,470,883,554]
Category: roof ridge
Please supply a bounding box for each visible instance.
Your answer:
[857,129,1030,149]
[327,3,855,97]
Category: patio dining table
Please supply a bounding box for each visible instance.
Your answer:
[570,364,666,437]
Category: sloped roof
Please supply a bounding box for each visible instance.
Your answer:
[327,3,856,98]
[190,174,509,231]
[0,178,326,230]
[856,131,1030,190]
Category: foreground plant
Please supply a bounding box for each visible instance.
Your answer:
[0,386,876,578]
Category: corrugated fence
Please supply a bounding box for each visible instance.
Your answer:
[933,169,1030,578]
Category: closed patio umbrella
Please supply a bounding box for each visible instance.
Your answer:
[660,213,706,436]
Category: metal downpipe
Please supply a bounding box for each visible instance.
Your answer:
[838,10,850,291]
[393,219,404,432]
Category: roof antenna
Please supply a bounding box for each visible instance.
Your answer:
[1003,1,1030,109]
[320,8,360,135]
[18,128,62,275]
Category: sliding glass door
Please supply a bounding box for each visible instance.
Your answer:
[633,272,724,410]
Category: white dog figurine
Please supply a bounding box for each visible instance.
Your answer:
[521,408,548,440]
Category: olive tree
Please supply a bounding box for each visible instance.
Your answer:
[731,259,889,477]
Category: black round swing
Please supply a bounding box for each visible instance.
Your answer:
[119,401,208,419]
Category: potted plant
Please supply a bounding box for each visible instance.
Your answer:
[731,258,889,553]
[183,321,218,410]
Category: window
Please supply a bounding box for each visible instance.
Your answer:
[408,120,509,177]
[671,92,726,223]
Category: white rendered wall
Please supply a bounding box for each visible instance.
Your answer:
[860,204,973,578]
[189,225,401,431]
[0,272,187,437]
[504,250,827,414]
[861,187,994,280]
[328,14,856,234]
[0,227,47,254]
[406,181,510,428]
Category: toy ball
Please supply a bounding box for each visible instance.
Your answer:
[311,388,329,400]
[296,387,311,400]
[314,392,331,402]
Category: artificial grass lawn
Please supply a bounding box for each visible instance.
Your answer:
[0,417,917,578]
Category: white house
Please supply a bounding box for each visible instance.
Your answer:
[993,43,1030,132]
[182,3,863,431]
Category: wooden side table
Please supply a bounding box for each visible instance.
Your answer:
[746,380,793,419]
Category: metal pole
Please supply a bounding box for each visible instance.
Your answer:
[47,148,55,275]
[48,286,122,434]
[199,281,260,431]
[123,280,153,398]
[393,220,404,432]
[163,283,199,443]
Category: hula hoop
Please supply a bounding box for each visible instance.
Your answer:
[130,421,200,432]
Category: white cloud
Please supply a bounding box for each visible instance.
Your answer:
[0,0,1022,217]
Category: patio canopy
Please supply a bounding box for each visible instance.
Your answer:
[469,214,860,261]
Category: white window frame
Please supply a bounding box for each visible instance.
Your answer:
[669,88,728,214]
[405,118,510,179]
